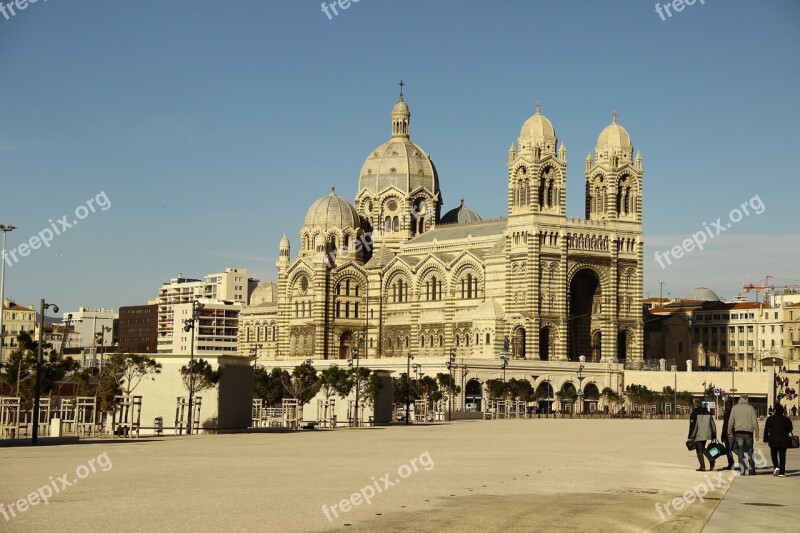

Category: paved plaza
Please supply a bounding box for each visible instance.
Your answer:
[0,419,796,532]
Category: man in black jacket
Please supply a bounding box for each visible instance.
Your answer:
[764,403,794,477]
[720,400,735,470]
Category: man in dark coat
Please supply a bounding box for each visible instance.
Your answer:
[763,403,793,477]
[689,399,717,471]
[720,399,735,470]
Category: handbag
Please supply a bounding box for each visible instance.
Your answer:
[685,438,696,451]
[706,440,726,458]
[790,434,800,449]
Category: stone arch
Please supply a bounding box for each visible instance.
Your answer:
[567,266,607,361]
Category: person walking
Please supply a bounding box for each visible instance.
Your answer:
[689,399,717,471]
[728,395,760,475]
[792,405,798,418]
[720,399,735,470]
[763,404,793,477]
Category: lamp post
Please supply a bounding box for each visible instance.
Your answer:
[501,356,508,382]
[0,224,15,361]
[446,348,456,421]
[99,325,111,372]
[461,367,469,411]
[32,299,59,445]
[250,343,263,368]
[405,353,413,425]
[352,333,363,427]
[182,300,204,435]
[576,364,585,414]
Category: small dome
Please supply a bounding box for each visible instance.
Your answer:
[304,188,360,231]
[279,233,290,247]
[683,287,721,302]
[440,199,483,224]
[249,282,277,306]
[518,102,557,152]
[392,97,410,117]
[596,112,633,156]
[471,298,504,320]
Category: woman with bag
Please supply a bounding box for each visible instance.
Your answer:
[763,404,793,477]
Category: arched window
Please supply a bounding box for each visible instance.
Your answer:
[392,216,400,232]
[486,333,491,344]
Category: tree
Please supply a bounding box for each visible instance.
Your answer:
[281,362,320,405]
[601,387,623,411]
[104,352,162,397]
[254,367,289,406]
[180,359,222,396]
[506,378,534,402]
[556,388,577,411]
[485,379,507,400]
[318,365,353,403]
[393,373,419,406]
[353,368,383,406]
[436,372,462,400]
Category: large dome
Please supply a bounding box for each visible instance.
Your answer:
[304,189,360,230]
[683,287,721,302]
[440,199,483,224]
[518,102,557,153]
[358,136,438,197]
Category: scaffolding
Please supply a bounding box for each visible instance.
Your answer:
[112,395,142,438]
[76,397,98,436]
[0,397,21,439]
[282,398,300,430]
[175,396,202,435]
[316,398,336,429]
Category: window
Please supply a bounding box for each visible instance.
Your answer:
[486,333,490,345]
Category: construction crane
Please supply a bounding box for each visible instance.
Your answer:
[743,275,800,304]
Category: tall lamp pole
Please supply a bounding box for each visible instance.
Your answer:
[32,299,58,445]
[0,225,16,361]
[250,343,263,368]
[405,353,414,425]
[352,333,363,427]
[446,348,456,421]
[182,300,204,435]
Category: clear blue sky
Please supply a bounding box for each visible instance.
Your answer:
[1,0,798,312]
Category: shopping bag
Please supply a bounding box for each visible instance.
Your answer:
[790,434,800,449]
[706,441,725,458]
[685,438,696,451]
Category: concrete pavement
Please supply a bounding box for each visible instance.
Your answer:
[0,419,795,532]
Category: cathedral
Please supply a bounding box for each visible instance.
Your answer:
[241,89,644,371]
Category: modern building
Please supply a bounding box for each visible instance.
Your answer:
[273,92,644,365]
[60,307,118,367]
[118,304,158,353]
[168,300,241,355]
[156,268,249,354]
[0,299,36,362]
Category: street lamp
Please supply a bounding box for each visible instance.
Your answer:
[182,300,204,435]
[32,299,58,445]
[98,325,112,372]
[501,356,509,382]
[250,343,263,368]
[405,353,414,425]
[352,333,363,427]
[0,224,16,360]
[446,348,456,421]
[576,364,585,414]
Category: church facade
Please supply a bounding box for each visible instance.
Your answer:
[241,91,644,370]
